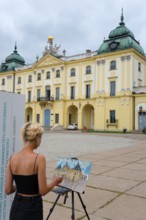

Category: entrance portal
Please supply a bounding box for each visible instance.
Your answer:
[44,109,51,126]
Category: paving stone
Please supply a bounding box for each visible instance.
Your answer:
[123,162,146,171]
[132,148,146,155]
[138,158,146,164]
[126,182,146,198]
[96,194,146,220]
[101,168,146,181]
[108,153,146,162]
[79,214,104,220]
[90,164,114,175]
[87,175,139,192]
[93,159,129,168]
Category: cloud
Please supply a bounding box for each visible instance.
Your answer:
[0,0,146,64]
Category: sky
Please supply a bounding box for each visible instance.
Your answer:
[0,0,146,64]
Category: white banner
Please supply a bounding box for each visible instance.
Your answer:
[0,91,25,220]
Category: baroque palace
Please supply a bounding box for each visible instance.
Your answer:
[0,12,146,132]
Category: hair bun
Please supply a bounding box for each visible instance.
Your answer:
[21,122,44,142]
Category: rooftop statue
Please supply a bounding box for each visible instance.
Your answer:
[43,36,62,57]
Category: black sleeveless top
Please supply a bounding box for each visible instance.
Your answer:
[10,154,39,195]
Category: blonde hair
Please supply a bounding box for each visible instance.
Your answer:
[21,122,44,142]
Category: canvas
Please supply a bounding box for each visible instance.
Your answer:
[54,157,92,193]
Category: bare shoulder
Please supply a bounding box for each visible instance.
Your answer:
[37,154,46,162]
[9,152,19,160]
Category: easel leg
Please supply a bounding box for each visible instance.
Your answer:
[71,191,75,220]
[46,194,61,220]
[77,193,90,220]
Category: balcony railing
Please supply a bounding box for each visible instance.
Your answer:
[38,96,54,101]
[133,86,146,94]
[37,97,50,102]
[26,96,54,104]
[106,119,118,128]
[38,96,54,108]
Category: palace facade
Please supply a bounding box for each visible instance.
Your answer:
[1,12,146,132]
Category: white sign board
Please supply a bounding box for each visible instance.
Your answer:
[0,91,25,220]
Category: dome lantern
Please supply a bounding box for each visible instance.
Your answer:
[119,8,125,26]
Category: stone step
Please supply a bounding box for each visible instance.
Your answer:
[132,129,143,134]
[50,125,64,131]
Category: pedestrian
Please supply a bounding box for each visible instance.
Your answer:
[5,122,63,220]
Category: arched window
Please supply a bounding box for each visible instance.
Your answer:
[37,73,41,81]
[28,75,32,83]
[110,61,116,70]
[70,68,75,76]
[86,65,91,74]
[56,70,60,78]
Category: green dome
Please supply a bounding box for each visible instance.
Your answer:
[109,24,135,39]
[97,11,145,56]
[5,45,25,64]
[98,36,145,56]
[0,45,25,72]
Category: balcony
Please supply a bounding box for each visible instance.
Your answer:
[133,86,146,94]
[106,119,118,128]
[38,96,54,108]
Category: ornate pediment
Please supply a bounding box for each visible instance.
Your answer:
[35,55,64,68]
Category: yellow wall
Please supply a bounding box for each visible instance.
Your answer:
[0,49,146,132]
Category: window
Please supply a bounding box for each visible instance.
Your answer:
[37,89,41,101]
[18,77,21,84]
[110,110,116,123]
[2,78,5,85]
[55,114,59,123]
[56,70,60,78]
[70,68,75,77]
[28,91,31,102]
[86,84,90,98]
[110,81,116,96]
[110,60,116,70]
[56,87,60,100]
[28,75,32,83]
[45,86,50,101]
[86,66,91,74]
[70,86,75,99]
[36,114,40,123]
[27,115,30,122]
[138,62,141,72]
[37,73,41,81]
[46,71,50,79]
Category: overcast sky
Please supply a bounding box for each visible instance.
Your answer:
[0,0,146,64]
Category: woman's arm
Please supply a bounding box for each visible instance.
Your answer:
[5,161,16,195]
[37,155,63,196]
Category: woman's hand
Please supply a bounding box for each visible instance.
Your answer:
[53,176,63,185]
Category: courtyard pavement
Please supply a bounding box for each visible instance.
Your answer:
[38,131,146,220]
